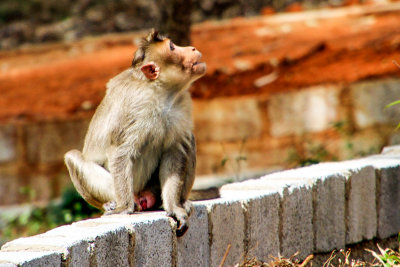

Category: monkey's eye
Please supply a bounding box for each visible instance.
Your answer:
[169,41,175,51]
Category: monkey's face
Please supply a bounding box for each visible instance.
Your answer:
[144,39,207,85]
[166,40,207,77]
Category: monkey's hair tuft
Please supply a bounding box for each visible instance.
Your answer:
[132,29,167,68]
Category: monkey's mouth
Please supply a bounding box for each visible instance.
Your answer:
[191,61,206,74]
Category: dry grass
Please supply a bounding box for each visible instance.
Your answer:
[230,246,400,267]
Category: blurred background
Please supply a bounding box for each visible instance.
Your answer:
[1,0,400,244]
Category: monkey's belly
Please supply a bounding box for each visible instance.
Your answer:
[132,145,162,194]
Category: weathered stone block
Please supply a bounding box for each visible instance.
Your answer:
[268,85,339,137]
[0,173,23,205]
[204,198,245,267]
[280,185,313,259]
[220,181,281,260]
[0,251,61,267]
[1,234,90,266]
[193,97,263,142]
[261,165,347,253]
[25,119,89,164]
[70,220,131,267]
[377,164,400,239]
[358,156,400,239]
[177,204,210,267]
[243,193,280,261]
[344,165,377,244]
[313,175,345,252]
[0,124,17,163]
[99,213,175,267]
[350,78,400,128]
[2,220,131,266]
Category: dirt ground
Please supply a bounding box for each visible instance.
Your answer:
[1,4,400,122]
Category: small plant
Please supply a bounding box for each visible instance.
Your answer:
[385,100,400,131]
[366,234,400,267]
[0,187,100,246]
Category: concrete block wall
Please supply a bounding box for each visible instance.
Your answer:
[2,147,400,266]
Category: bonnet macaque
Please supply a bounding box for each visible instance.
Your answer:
[64,29,206,236]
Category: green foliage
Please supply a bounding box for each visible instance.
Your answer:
[0,187,100,245]
[385,100,400,131]
[366,234,400,267]
[287,142,335,168]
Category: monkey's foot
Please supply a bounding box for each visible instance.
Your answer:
[104,206,135,215]
[167,209,189,237]
[103,201,116,212]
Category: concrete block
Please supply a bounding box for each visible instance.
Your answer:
[65,219,131,267]
[350,78,400,128]
[204,198,246,267]
[25,119,89,164]
[280,185,313,259]
[344,165,377,243]
[262,165,347,253]
[193,97,263,142]
[381,145,400,156]
[313,175,345,252]
[0,124,17,163]
[177,204,210,267]
[99,213,175,267]
[377,164,400,238]
[357,157,400,239]
[298,161,377,244]
[268,85,339,137]
[227,173,314,259]
[1,220,131,266]
[243,193,280,262]
[1,232,90,266]
[0,251,61,267]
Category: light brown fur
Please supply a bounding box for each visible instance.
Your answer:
[64,30,205,236]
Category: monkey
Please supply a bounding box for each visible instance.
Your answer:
[64,29,206,236]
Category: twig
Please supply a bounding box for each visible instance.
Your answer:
[299,254,314,267]
[219,244,232,267]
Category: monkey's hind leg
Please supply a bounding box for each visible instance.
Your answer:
[64,149,114,210]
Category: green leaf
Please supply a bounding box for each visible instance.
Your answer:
[385,100,400,109]
[221,158,229,167]
[395,123,400,132]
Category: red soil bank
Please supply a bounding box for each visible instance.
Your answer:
[0,4,400,122]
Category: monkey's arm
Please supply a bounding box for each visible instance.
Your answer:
[159,134,196,237]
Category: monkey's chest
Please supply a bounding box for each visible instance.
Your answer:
[161,112,190,149]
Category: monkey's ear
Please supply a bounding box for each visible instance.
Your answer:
[141,61,160,80]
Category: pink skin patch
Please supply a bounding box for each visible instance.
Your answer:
[134,191,156,211]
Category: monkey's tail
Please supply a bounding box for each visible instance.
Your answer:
[64,149,115,210]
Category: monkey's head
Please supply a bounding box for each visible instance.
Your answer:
[132,29,206,87]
